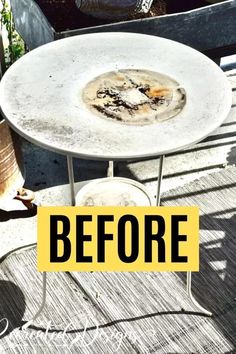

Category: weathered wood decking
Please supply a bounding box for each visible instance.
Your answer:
[0,166,236,353]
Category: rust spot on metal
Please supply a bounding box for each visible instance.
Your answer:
[147,87,170,98]
[115,75,126,81]
[82,69,186,125]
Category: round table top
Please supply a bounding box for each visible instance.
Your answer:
[0,32,232,160]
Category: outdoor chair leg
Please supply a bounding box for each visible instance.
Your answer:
[187,272,212,316]
[22,272,47,329]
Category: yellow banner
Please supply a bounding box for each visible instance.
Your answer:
[37,207,199,272]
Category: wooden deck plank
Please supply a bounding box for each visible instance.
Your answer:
[0,249,136,353]
[0,174,235,353]
[226,69,236,89]
[1,167,236,352]
[162,166,236,307]
[70,167,236,353]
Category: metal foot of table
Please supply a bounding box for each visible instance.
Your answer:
[22,272,47,330]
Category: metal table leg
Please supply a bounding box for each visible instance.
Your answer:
[22,272,47,329]
[108,160,114,177]
[156,155,165,206]
[156,155,211,316]
[187,272,212,316]
[20,155,211,330]
[20,157,75,329]
[67,156,76,206]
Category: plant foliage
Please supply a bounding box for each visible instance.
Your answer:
[0,0,24,67]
